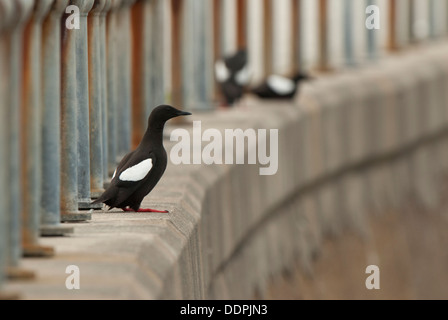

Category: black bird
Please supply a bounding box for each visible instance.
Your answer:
[215,49,251,105]
[92,105,191,213]
[251,72,312,100]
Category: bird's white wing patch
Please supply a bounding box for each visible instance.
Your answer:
[235,65,251,86]
[267,75,295,95]
[215,60,230,82]
[119,159,153,182]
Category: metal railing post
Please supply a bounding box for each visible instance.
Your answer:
[0,0,13,295]
[131,0,157,146]
[5,0,36,279]
[21,0,55,256]
[60,0,92,221]
[100,0,111,182]
[115,0,134,157]
[88,0,107,199]
[366,0,377,61]
[344,0,355,66]
[40,0,75,235]
[106,0,122,176]
[74,0,98,210]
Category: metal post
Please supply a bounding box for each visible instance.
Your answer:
[5,0,37,279]
[115,0,134,157]
[344,0,355,65]
[0,0,13,295]
[21,0,55,257]
[366,0,377,61]
[318,0,329,71]
[150,0,166,110]
[195,0,213,110]
[60,1,92,221]
[40,0,75,235]
[106,0,121,176]
[99,0,111,182]
[131,0,150,147]
[74,0,98,210]
[88,0,107,199]
[428,0,435,38]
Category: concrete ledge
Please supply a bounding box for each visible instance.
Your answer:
[5,41,448,299]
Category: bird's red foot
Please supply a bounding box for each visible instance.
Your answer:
[122,208,169,213]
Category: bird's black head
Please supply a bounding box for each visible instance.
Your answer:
[148,105,191,128]
[225,49,247,71]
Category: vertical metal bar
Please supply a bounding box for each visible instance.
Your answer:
[408,0,415,42]
[100,1,111,182]
[75,0,96,210]
[115,0,133,157]
[366,0,377,61]
[236,0,247,49]
[191,0,212,110]
[428,0,435,38]
[344,0,355,65]
[21,0,55,256]
[291,0,300,72]
[131,0,146,148]
[171,0,183,108]
[40,0,74,235]
[0,0,13,294]
[106,0,120,175]
[88,0,107,199]
[3,0,34,277]
[60,1,92,221]
[263,0,272,76]
[388,0,398,50]
[149,0,165,110]
[318,0,329,70]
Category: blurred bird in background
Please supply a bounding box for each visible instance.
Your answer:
[215,49,251,106]
[251,72,312,100]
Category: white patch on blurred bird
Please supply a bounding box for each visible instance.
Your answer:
[235,65,251,86]
[267,75,295,95]
[119,159,153,182]
[215,60,230,82]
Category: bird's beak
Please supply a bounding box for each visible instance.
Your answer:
[177,110,192,116]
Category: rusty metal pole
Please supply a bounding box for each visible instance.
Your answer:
[88,0,107,200]
[60,1,92,221]
[74,0,98,210]
[317,0,329,71]
[131,0,148,148]
[40,0,75,235]
[4,0,36,279]
[21,0,55,257]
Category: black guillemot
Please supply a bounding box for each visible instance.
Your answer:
[251,72,312,100]
[215,49,251,106]
[92,105,191,213]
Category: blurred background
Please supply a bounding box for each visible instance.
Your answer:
[1,0,448,299]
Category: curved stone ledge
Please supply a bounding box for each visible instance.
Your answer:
[5,41,448,299]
